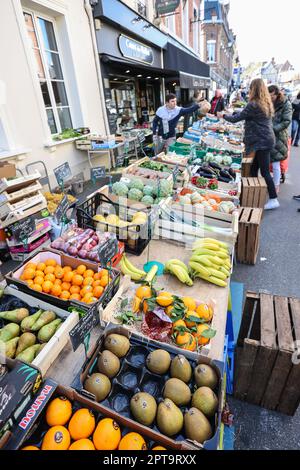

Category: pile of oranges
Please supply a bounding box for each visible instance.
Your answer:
[20,259,111,304]
[21,396,166,451]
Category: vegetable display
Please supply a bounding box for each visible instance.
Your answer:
[175,190,236,214]
[112,178,173,203]
[44,192,76,215]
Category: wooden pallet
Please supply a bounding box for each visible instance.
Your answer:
[237,207,263,265]
[234,291,300,416]
[241,177,267,208]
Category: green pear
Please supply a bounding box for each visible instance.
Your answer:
[31,311,56,331]
[0,323,20,342]
[37,319,62,343]
[21,310,43,332]
[16,333,36,356]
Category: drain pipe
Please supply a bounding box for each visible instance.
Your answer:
[84,0,110,135]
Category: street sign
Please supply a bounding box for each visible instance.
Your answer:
[98,238,118,266]
[54,162,72,186]
[10,217,36,243]
[69,305,100,352]
[156,0,180,15]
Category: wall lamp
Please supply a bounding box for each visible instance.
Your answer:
[142,24,152,31]
[131,16,143,24]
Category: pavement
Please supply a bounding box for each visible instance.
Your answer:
[229,145,300,450]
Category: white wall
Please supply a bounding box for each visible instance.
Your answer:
[0,0,107,186]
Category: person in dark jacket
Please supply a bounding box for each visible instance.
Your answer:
[268,85,292,193]
[218,78,278,210]
[152,94,202,153]
[210,90,225,115]
[291,91,300,146]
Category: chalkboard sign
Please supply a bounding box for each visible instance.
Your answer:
[98,238,118,266]
[172,165,180,184]
[115,154,125,168]
[54,162,72,185]
[55,195,70,223]
[11,216,36,242]
[69,305,100,352]
[91,166,106,181]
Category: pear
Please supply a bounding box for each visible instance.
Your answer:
[37,319,62,343]
[97,350,120,378]
[0,308,29,324]
[104,334,130,358]
[163,378,191,406]
[31,311,56,332]
[194,364,218,389]
[84,373,111,402]
[130,392,157,426]
[0,323,20,342]
[16,333,36,356]
[192,387,218,417]
[16,344,42,363]
[1,337,19,358]
[146,350,171,375]
[184,407,212,444]
[156,399,183,436]
[170,355,192,383]
[21,310,43,332]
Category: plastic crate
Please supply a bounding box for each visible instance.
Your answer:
[76,193,156,255]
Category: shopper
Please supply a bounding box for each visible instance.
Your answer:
[268,85,292,193]
[210,90,225,115]
[152,94,204,153]
[229,88,242,106]
[291,91,300,146]
[218,78,279,210]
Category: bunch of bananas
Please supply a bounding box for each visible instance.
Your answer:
[189,238,231,288]
[164,260,194,287]
[120,255,146,281]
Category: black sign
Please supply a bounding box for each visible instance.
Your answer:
[156,0,180,15]
[98,238,118,266]
[172,165,181,184]
[69,305,100,352]
[115,154,125,168]
[11,217,36,242]
[54,162,72,185]
[119,35,154,65]
[91,167,106,181]
[55,195,70,223]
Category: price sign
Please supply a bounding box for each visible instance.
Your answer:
[98,238,118,266]
[91,166,106,182]
[55,195,70,223]
[115,154,125,168]
[10,217,36,243]
[54,162,72,186]
[69,305,100,352]
[172,165,180,184]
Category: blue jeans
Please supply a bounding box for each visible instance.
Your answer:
[292,120,300,144]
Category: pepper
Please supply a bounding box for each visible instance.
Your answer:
[208,178,218,190]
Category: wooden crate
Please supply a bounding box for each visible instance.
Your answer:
[234,291,300,416]
[241,158,253,177]
[241,177,267,208]
[237,207,263,265]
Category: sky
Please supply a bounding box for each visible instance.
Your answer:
[228,0,300,72]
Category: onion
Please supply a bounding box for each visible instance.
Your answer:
[78,249,88,259]
[90,240,98,247]
[92,235,99,242]
[67,246,78,257]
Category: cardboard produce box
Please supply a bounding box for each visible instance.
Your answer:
[0,162,16,179]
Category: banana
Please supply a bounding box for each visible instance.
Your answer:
[120,258,145,281]
[189,261,211,278]
[219,248,229,255]
[192,243,221,251]
[122,255,146,277]
[207,268,227,281]
[144,265,158,284]
[192,248,220,257]
[195,273,227,288]
[190,255,213,267]
[168,264,193,286]
[202,238,229,250]
[205,255,224,266]
[220,266,230,277]
[165,259,189,273]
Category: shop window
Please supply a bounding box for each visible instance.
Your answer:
[207,40,216,63]
[23,11,72,136]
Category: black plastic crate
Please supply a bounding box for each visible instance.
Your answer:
[76,193,156,255]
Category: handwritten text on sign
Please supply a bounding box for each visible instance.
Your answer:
[69,306,100,352]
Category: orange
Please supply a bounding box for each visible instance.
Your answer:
[41,426,70,450]
[60,291,70,300]
[152,446,167,450]
[176,332,197,351]
[70,293,81,301]
[86,297,97,304]
[45,266,55,275]
[92,280,102,288]
[25,263,37,271]
[23,269,36,281]
[82,293,94,304]
[93,272,102,281]
[21,446,40,450]
[135,285,152,300]
[45,259,57,267]
[185,311,201,329]
[54,267,65,279]
[83,277,94,287]
[51,285,62,297]
[76,265,87,275]
[45,273,56,283]
[172,319,187,335]
[100,276,109,288]
[182,297,197,312]
[99,269,108,278]
[93,286,104,299]
[27,280,34,287]
[70,285,81,295]
[118,432,147,451]
[193,324,211,345]
[61,282,71,292]
[45,397,73,427]
[93,418,121,450]
[42,281,53,294]
[54,279,62,286]
[32,284,43,292]
[63,271,74,283]
[68,408,96,441]
[63,266,72,274]
[196,303,213,322]
[156,292,173,307]
[165,305,175,317]
[83,269,95,279]
[37,262,46,272]
[33,276,44,286]
[69,439,95,451]
[80,286,93,297]
[132,296,142,313]
[35,270,45,278]
[72,274,84,286]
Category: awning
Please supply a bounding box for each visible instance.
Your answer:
[100,54,176,78]
[179,72,211,89]
[164,43,210,87]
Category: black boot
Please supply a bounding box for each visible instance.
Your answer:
[280,172,286,184]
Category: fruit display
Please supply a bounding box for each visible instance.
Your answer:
[17,257,113,305]
[0,294,63,363]
[119,254,158,284]
[93,210,148,231]
[44,192,76,215]
[112,178,172,204]
[174,189,236,214]
[191,176,219,190]
[80,328,221,448]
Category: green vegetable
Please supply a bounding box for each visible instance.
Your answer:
[129,179,144,191]
[112,182,129,197]
[141,195,154,205]
[159,180,173,197]
[128,188,143,201]
[143,185,154,197]
[53,128,81,141]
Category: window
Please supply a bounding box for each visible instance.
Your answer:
[136,0,147,18]
[182,0,189,45]
[207,40,216,63]
[165,13,176,34]
[23,12,72,135]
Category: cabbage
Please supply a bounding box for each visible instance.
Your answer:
[222,156,233,166]
[128,188,143,201]
[159,180,173,197]
[143,185,154,196]
[141,195,154,205]
[129,179,144,191]
[151,186,159,198]
[112,182,129,196]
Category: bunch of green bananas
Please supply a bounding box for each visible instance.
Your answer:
[165,259,193,287]
[120,255,146,281]
[189,238,231,288]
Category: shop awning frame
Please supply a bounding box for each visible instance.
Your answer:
[100,54,176,78]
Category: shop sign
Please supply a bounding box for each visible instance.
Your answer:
[119,35,153,65]
[156,0,180,15]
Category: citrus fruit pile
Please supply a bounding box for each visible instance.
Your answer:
[19,259,111,304]
[133,288,216,351]
[21,396,167,451]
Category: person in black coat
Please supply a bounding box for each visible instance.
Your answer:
[218,78,278,210]
[292,91,300,146]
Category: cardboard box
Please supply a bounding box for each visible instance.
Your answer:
[0,162,16,179]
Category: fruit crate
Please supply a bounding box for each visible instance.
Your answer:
[241,157,253,177]
[72,323,224,450]
[154,152,189,168]
[5,248,120,312]
[234,291,300,416]
[76,192,158,256]
[2,380,196,451]
[9,232,51,262]
[241,177,267,208]
[237,208,263,265]
[0,286,79,376]
[151,158,190,189]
